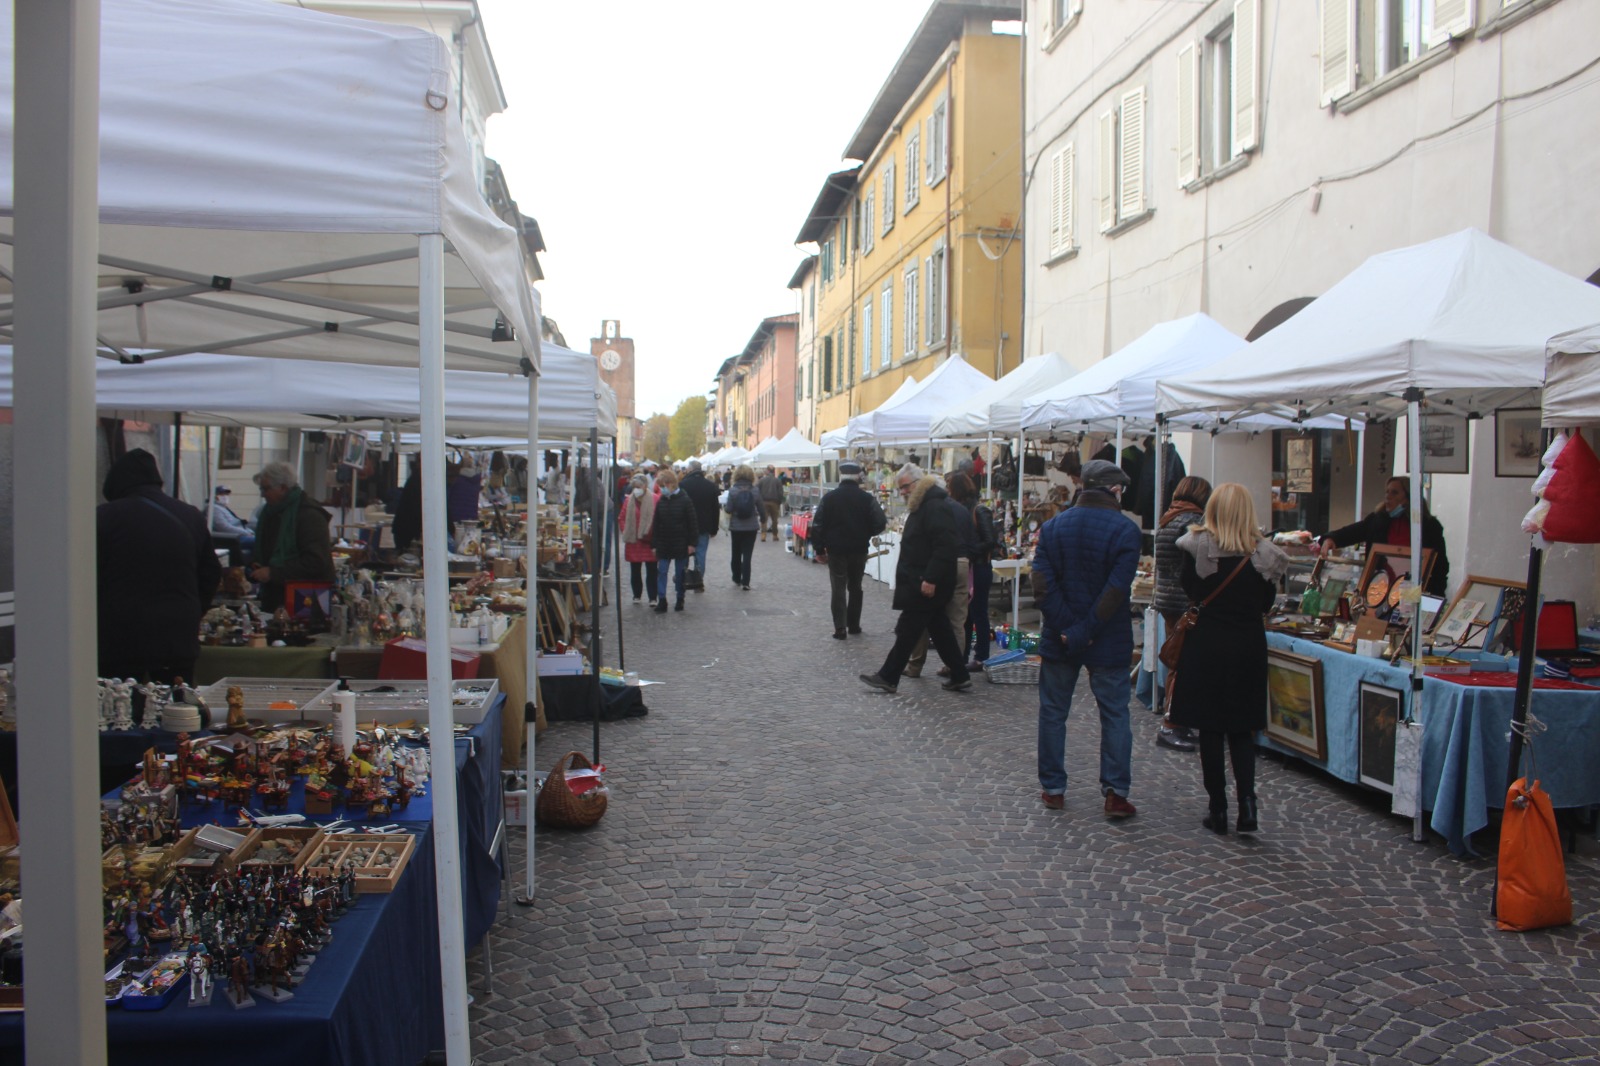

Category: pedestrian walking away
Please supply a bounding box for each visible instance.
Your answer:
[724,464,762,590]
[650,468,698,613]
[808,459,886,640]
[756,465,784,542]
[905,470,977,678]
[679,459,721,590]
[1152,476,1212,752]
[1172,483,1288,836]
[1032,459,1141,818]
[859,466,972,694]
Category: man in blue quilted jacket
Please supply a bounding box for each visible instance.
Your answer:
[1032,459,1142,818]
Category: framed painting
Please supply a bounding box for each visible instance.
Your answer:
[1409,413,1470,475]
[1265,649,1327,761]
[1494,408,1543,478]
[1435,574,1529,651]
[218,426,245,470]
[1358,682,1403,793]
[1284,436,1314,494]
[339,431,367,469]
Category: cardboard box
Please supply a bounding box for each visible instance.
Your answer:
[537,651,586,677]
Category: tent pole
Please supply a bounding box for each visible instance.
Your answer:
[172,411,183,501]
[566,437,578,557]
[14,0,106,1059]
[418,232,472,1064]
[206,426,221,535]
[1013,431,1024,632]
[521,365,539,904]
[1150,419,1168,714]
[985,431,993,499]
[288,427,304,485]
[1354,424,1366,521]
[614,444,625,670]
[590,427,603,761]
[1405,394,1425,844]
[1115,416,1124,462]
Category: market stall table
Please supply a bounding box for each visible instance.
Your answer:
[1264,634,1600,854]
[193,641,335,685]
[0,699,505,1066]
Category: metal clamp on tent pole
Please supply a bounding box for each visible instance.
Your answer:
[492,317,516,343]
[210,275,232,291]
[323,322,339,332]
[519,357,534,377]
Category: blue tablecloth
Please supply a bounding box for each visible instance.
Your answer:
[0,698,504,1066]
[1264,634,1600,854]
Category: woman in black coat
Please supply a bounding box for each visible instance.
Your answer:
[1319,475,1450,595]
[1170,483,1288,836]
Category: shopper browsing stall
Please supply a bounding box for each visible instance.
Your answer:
[1152,476,1213,752]
[1317,475,1450,595]
[249,461,335,611]
[1171,483,1288,836]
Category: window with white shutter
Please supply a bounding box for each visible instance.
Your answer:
[1175,44,1198,187]
[1429,0,1473,45]
[883,160,896,234]
[863,192,875,255]
[1320,0,1353,105]
[1231,0,1259,155]
[1097,110,1116,232]
[862,298,873,377]
[903,261,919,356]
[926,244,945,345]
[905,133,921,209]
[1117,87,1145,222]
[881,281,894,366]
[926,95,949,187]
[1049,145,1075,253]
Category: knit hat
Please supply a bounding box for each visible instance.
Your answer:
[1081,459,1130,490]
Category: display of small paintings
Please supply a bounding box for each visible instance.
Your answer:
[1434,598,1484,646]
[1265,649,1327,761]
[218,426,245,470]
[1285,437,1315,494]
[1318,578,1347,617]
[339,431,367,469]
[1495,408,1543,478]
[1434,575,1529,651]
[1406,413,1470,475]
[1358,682,1403,793]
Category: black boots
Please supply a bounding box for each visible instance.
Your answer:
[1236,796,1259,834]
[1201,807,1230,835]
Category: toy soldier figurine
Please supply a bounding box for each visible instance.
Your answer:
[226,950,254,1009]
[188,947,213,1004]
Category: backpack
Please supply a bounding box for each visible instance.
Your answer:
[731,487,756,520]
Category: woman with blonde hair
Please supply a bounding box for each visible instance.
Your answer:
[1171,483,1287,836]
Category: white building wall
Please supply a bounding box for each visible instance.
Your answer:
[1025,0,1600,612]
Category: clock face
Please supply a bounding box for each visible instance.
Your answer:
[599,349,621,372]
[1365,571,1391,608]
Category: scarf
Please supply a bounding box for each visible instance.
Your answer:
[1159,499,1203,529]
[1176,528,1290,582]
[622,490,656,544]
[260,487,303,570]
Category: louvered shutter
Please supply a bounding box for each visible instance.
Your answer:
[883,160,895,232]
[1049,144,1075,253]
[1098,110,1117,231]
[925,115,935,185]
[1320,0,1353,105]
[1118,88,1145,221]
[1232,0,1260,155]
[1176,43,1198,186]
[1429,0,1473,44]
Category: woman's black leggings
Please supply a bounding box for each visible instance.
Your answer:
[1198,730,1256,808]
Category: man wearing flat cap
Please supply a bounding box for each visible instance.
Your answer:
[1032,459,1142,819]
[808,460,887,640]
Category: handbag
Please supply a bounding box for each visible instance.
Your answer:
[1158,556,1250,671]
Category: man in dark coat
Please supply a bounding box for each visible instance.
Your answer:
[97,448,222,684]
[679,460,721,587]
[756,466,784,541]
[649,468,699,613]
[249,461,335,612]
[859,468,972,693]
[809,460,887,640]
[1032,459,1142,819]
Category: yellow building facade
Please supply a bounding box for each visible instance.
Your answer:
[798,2,1023,441]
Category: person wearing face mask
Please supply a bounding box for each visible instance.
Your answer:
[619,474,660,605]
[649,468,699,613]
[1317,475,1450,596]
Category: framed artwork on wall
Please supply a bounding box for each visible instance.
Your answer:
[1265,649,1327,761]
[1494,408,1543,478]
[1358,682,1403,793]
[218,426,245,470]
[1407,413,1469,475]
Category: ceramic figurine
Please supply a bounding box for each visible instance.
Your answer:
[225,685,248,732]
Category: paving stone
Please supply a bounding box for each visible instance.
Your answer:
[469,540,1600,1063]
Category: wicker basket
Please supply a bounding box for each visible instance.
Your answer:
[985,658,1041,685]
[534,751,609,829]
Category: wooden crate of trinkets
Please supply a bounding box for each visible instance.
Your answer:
[227,826,326,874]
[301,835,356,878]
[320,832,417,894]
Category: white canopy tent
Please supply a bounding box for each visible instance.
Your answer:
[8,1,541,1058]
[929,352,1077,439]
[846,354,994,446]
[1154,229,1600,841]
[744,435,780,463]
[748,427,837,467]
[1543,324,1600,428]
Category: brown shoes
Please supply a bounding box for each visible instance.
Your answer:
[1040,792,1065,810]
[1103,792,1137,819]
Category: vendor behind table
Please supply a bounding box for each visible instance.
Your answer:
[249,461,336,611]
[1316,475,1450,596]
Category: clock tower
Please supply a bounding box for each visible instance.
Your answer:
[591,319,638,452]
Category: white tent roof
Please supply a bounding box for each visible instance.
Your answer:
[747,427,836,466]
[0,0,539,373]
[1156,230,1600,422]
[818,426,849,449]
[1544,324,1600,428]
[0,343,616,438]
[849,355,995,445]
[1022,314,1249,432]
[930,352,1077,438]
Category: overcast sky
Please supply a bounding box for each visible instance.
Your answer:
[477,0,940,422]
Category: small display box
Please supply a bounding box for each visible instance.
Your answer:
[301,677,499,726]
[228,826,326,874]
[195,677,337,720]
[301,836,354,878]
[302,832,417,893]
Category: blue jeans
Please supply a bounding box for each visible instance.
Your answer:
[1037,657,1133,798]
[694,533,711,574]
[656,555,689,603]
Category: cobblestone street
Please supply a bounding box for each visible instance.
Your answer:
[472,537,1600,1065]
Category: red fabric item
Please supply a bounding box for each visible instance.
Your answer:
[1541,430,1600,544]
[1428,671,1594,690]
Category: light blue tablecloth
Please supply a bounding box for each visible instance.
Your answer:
[1264,633,1600,855]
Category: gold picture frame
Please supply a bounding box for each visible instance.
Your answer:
[1265,649,1327,761]
[1435,574,1528,651]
